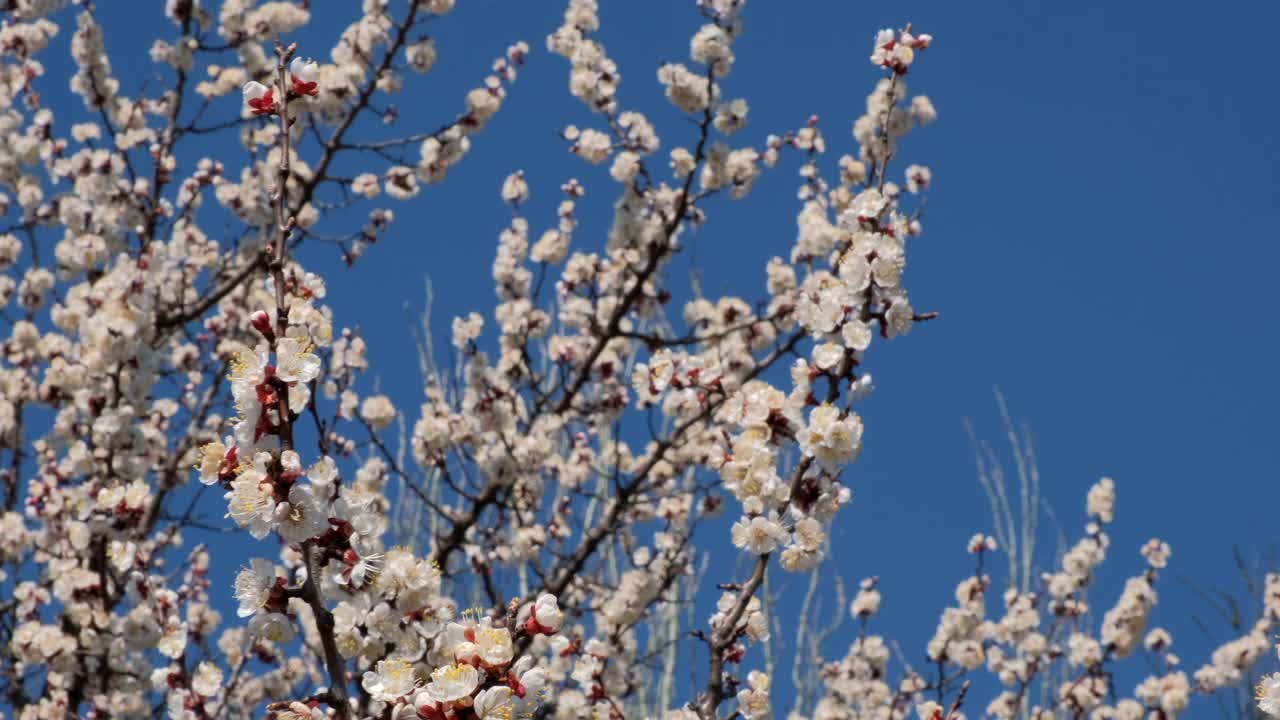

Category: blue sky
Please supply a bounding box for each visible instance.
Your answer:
[25,0,1280,712]
[342,0,1278,688]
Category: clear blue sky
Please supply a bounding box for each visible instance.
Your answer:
[31,0,1280,712]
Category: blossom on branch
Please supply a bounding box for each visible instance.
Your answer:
[242,80,277,115]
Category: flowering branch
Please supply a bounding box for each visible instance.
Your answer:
[0,3,1272,720]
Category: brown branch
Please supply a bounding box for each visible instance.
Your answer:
[155,254,266,334]
[696,354,849,719]
[947,679,972,719]
[508,330,806,667]
[437,77,725,583]
[156,3,425,339]
[271,40,349,719]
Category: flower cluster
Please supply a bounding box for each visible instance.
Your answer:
[0,0,552,716]
[356,598,562,719]
[813,477,1280,720]
[0,3,1265,720]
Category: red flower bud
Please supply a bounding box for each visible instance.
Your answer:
[251,310,275,340]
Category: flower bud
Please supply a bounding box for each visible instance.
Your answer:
[242,81,277,116]
[289,58,320,97]
[250,310,275,340]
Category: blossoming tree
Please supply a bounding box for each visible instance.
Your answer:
[0,0,1277,718]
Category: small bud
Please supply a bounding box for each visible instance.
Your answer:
[250,310,275,340]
